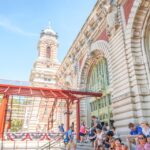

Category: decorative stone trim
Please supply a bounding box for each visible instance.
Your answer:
[125,0,150,94]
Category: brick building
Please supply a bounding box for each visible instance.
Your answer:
[56,0,150,135]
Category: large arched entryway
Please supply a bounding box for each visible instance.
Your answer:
[87,57,112,124]
[125,0,150,123]
[80,40,113,126]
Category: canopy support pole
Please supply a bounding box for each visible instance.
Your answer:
[66,100,70,131]
[76,99,80,141]
[0,95,9,140]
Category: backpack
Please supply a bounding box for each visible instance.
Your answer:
[64,131,69,143]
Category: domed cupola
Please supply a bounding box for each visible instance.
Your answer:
[40,24,57,38]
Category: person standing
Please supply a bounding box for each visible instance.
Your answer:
[91,116,102,130]
[66,126,76,150]
[59,123,64,133]
[79,121,86,143]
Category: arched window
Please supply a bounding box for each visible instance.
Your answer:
[87,57,109,92]
[46,46,51,58]
[87,57,112,124]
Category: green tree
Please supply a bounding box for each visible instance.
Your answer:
[11,119,23,132]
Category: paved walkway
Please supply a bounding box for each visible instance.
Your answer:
[51,142,94,150]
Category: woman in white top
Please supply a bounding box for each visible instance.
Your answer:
[141,121,150,137]
[95,128,105,150]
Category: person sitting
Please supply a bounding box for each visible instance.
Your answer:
[88,128,96,147]
[111,126,120,138]
[102,122,108,132]
[104,130,114,149]
[114,138,122,150]
[128,123,142,136]
[121,143,128,150]
[140,121,150,137]
[127,122,142,149]
[109,138,115,150]
[135,134,147,150]
[144,135,150,150]
[95,128,105,150]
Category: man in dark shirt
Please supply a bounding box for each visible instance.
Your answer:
[91,115,102,130]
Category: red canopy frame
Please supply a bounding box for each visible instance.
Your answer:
[0,84,102,99]
[0,83,102,141]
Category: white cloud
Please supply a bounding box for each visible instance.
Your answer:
[0,16,38,37]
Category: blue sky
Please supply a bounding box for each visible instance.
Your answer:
[0,0,97,81]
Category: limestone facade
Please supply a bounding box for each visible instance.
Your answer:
[56,0,150,135]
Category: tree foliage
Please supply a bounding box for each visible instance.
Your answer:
[11,119,23,132]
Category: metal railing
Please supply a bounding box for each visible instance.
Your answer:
[40,139,65,150]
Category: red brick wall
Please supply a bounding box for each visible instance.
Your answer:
[97,29,108,41]
[123,0,134,23]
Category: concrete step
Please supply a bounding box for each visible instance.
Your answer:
[77,142,94,150]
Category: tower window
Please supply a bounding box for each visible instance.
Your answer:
[46,47,51,58]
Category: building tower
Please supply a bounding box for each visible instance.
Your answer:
[26,25,61,132]
[30,24,60,87]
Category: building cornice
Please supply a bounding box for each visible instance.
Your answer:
[57,0,107,75]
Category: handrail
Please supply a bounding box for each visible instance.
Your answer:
[40,134,65,150]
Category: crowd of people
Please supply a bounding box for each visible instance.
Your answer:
[127,121,150,150]
[61,116,150,150]
[79,115,127,150]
